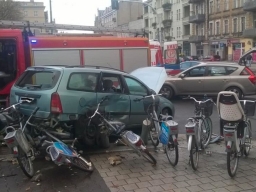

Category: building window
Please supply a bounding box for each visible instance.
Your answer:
[233,18,238,33]
[171,28,173,37]
[24,11,27,16]
[200,24,204,35]
[216,0,220,12]
[233,0,238,9]
[209,23,213,35]
[216,22,220,35]
[178,9,181,20]
[224,0,229,10]
[34,11,38,16]
[224,20,229,34]
[241,17,245,32]
[209,1,213,14]
[177,27,179,37]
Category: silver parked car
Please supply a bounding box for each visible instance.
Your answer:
[160,63,256,99]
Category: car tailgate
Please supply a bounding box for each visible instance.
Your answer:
[10,67,63,118]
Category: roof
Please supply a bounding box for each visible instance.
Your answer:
[27,65,128,74]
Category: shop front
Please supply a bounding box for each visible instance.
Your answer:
[228,38,253,61]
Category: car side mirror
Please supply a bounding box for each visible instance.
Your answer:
[179,74,185,78]
[150,89,156,95]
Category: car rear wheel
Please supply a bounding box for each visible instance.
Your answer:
[225,87,243,99]
[160,85,174,100]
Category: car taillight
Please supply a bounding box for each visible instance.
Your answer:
[51,92,63,114]
[245,67,256,84]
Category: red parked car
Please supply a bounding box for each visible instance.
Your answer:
[202,55,221,61]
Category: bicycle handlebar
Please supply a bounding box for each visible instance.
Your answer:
[183,95,216,105]
[134,94,163,102]
[88,96,108,119]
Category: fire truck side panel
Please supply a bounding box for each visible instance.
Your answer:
[123,49,148,73]
[82,49,120,70]
[32,50,80,66]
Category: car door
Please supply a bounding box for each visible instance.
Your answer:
[97,72,130,125]
[203,66,231,95]
[123,76,149,126]
[173,66,206,94]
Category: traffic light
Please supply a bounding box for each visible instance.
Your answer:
[111,0,119,10]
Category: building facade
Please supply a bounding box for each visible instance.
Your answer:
[19,0,46,34]
[94,0,143,36]
[143,0,192,55]
[207,0,254,61]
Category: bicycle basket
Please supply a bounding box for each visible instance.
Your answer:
[195,101,213,117]
[143,96,160,115]
[240,101,256,116]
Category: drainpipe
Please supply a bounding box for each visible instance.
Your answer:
[205,0,209,56]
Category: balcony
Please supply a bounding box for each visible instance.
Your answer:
[162,19,172,27]
[243,28,256,38]
[243,0,256,12]
[188,0,203,3]
[182,16,189,24]
[188,35,205,43]
[189,14,205,23]
[162,1,172,11]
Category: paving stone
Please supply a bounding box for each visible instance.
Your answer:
[147,185,163,192]
[136,181,152,189]
[148,179,164,186]
[186,185,203,192]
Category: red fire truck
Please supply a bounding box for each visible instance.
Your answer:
[0,20,151,104]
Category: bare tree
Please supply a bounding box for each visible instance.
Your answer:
[0,0,24,21]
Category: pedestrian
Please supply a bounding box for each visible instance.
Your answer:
[246,54,252,67]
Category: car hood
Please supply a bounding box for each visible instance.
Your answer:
[130,67,167,93]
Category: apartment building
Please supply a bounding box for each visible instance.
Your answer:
[188,0,209,57]
[143,0,191,54]
[19,0,46,34]
[208,0,254,61]
[94,0,143,37]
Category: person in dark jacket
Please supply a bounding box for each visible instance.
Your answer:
[246,54,252,67]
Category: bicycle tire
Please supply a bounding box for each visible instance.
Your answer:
[201,117,212,148]
[227,151,239,177]
[189,135,199,171]
[165,138,179,166]
[244,120,251,156]
[148,121,159,147]
[141,148,157,165]
[72,156,94,172]
[17,146,34,178]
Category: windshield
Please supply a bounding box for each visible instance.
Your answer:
[15,69,61,90]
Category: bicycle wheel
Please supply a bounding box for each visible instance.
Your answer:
[227,151,239,177]
[201,117,212,149]
[148,120,159,147]
[141,148,157,165]
[189,135,199,170]
[165,136,179,166]
[17,146,34,178]
[244,120,251,156]
[72,156,94,172]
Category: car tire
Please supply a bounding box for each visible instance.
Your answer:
[160,85,174,100]
[225,87,243,99]
[76,116,96,146]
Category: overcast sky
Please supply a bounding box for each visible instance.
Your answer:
[17,0,111,26]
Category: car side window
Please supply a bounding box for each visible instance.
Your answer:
[191,62,199,67]
[226,67,238,75]
[207,66,228,76]
[124,77,148,96]
[101,74,123,93]
[180,62,190,70]
[67,72,98,92]
[185,66,206,77]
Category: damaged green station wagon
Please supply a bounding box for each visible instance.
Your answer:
[10,65,175,148]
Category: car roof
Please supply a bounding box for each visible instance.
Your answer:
[26,65,128,75]
[197,63,241,67]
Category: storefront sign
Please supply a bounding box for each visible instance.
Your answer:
[211,41,219,45]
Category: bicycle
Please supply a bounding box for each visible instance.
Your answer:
[135,94,179,166]
[4,98,93,178]
[217,91,253,177]
[184,95,215,170]
[88,96,157,165]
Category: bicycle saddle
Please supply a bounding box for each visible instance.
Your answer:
[108,121,126,135]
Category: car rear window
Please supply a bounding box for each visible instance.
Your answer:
[67,72,98,92]
[15,69,61,90]
[240,67,252,75]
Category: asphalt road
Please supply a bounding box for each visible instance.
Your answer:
[172,95,256,139]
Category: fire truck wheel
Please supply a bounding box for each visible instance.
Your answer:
[160,85,174,100]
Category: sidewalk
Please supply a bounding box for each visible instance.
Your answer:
[1,135,256,192]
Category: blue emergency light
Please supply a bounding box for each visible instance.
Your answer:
[31,39,37,43]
